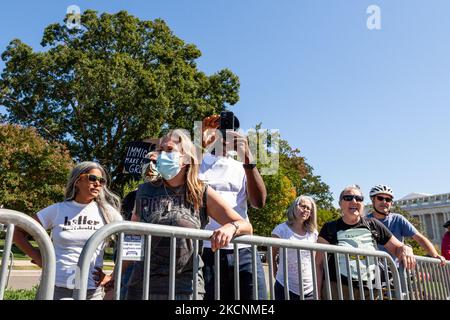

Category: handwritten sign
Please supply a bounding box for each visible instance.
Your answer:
[123,141,154,178]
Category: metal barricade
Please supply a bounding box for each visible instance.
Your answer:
[399,256,450,300]
[73,221,405,300]
[262,237,403,300]
[0,209,56,300]
[0,249,14,290]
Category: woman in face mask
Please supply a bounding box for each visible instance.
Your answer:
[125,129,253,300]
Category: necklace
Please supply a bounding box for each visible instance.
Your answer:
[162,183,173,212]
[162,183,184,212]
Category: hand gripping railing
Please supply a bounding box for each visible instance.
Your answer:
[74,221,404,300]
[0,209,56,300]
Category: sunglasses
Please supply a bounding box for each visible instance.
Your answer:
[342,195,364,202]
[376,195,393,203]
[81,174,106,186]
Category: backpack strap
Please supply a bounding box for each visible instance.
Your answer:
[360,216,379,247]
[327,220,339,244]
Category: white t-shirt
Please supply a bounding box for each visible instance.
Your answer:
[272,222,318,296]
[199,153,249,249]
[37,201,121,289]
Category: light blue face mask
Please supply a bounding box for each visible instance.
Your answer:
[156,151,182,180]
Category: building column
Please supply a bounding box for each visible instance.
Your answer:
[421,214,426,233]
[419,213,423,225]
[431,213,439,243]
[420,214,427,237]
[418,214,424,232]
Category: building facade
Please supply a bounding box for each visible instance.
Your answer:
[395,193,450,245]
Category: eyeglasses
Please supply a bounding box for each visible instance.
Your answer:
[81,174,106,186]
[376,196,393,203]
[341,195,364,202]
[298,204,312,211]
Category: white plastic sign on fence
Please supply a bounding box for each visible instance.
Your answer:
[122,234,144,261]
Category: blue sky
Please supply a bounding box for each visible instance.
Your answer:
[1,1,450,206]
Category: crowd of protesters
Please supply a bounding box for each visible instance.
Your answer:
[11,114,449,300]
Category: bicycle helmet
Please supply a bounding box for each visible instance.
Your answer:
[369,184,394,198]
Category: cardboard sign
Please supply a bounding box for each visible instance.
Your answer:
[122,234,144,261]
[123,141,154,178]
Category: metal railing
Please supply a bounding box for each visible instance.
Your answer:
[0,249,14,290]
[0,209,56,300]
[74,221,405,300]
[399,256,450,300]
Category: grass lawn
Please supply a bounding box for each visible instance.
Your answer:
[3,286,37,300]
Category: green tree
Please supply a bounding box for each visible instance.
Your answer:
[317,207,340,231]
[0,10,239,193]
[248,173,297,237]
[0,124,73,215]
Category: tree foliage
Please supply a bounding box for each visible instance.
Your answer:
[249,173,297,237]
[316,207,340,231]
[0,10,239,192]
[0,124,73,215]
[0,10,338,234]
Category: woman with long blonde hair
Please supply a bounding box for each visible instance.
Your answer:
[126,129,252,300]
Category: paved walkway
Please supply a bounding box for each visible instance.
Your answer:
[4,260,114,290]
[7,270,41,290]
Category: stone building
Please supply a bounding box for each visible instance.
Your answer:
[396,193,450,245]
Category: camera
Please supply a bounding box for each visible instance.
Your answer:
[219,111,240,138]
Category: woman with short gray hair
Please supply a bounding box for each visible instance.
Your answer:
[14,161,122,300]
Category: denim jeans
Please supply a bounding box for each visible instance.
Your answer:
[120,263,134,300]
[202,247,268,300]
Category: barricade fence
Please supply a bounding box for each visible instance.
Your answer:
[74,221,409,300]
[0,209,56,300]
[1,214,448,300]
[400,256,450,300]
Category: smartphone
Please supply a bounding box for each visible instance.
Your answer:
[219,111,239,138]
